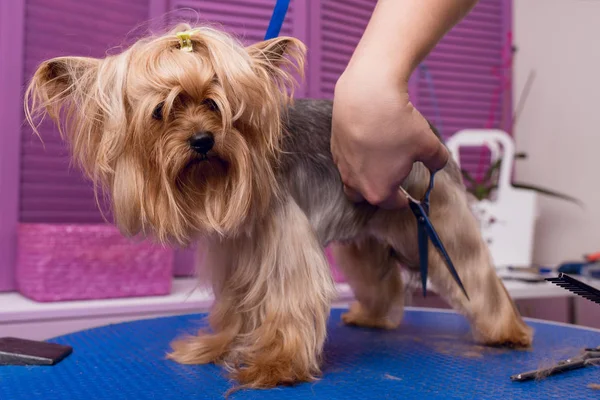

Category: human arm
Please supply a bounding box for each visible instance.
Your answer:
[331,0,479,208]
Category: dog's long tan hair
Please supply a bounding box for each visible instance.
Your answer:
[24,23,305,244]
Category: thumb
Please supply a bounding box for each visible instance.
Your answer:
[419,139,450,173]
[377,188,411,210]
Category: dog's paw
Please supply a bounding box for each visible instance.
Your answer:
[483,327,533,349]
[341,301,399,330]
[167,332,231,365]
[476,318,534,349]
[231,358,318,390]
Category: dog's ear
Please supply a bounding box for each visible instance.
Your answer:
[24,55,110,186]
[242,37,306,158]
[28,56,99,104]
[25,56,100,138]
[246,36,306,73]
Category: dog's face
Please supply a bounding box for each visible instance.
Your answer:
[25,24,305,245]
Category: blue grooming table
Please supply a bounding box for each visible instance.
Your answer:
[2,307,600,399]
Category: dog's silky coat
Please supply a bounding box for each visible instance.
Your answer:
[25,24,533,390]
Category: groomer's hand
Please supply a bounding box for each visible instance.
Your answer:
[331,0,478,209]
[331,65,448,209]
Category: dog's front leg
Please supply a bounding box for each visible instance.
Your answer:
[171,196,336,389]
[168,237,244,367]
[226,196,336,388]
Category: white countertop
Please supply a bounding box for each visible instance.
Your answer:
[0,276,582,324]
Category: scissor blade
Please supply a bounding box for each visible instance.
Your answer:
[408,201,431,297]
[421,216,470,300]
[418,224,429,297]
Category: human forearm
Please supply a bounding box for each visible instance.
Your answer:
[347,0,479,85]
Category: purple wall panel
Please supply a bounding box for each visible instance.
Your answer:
[0,0,150,290]
[168,0,295,39]
[315,0,377,99]
[502,0,513,136]
[309,0,511,182]
[418,20,504,135]
[416,0,510,180]
[0,0,26,291]
[289,0,309,98]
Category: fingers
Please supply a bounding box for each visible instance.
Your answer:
[418,137,450,173]
[330,91,444,211]
[335,147,412,210]
[343,184,365,203]
[377,189,410,210]
[335,139,446,210]
[333,140,367,204]
[342,181,409,210]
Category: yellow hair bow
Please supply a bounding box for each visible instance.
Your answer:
[176,30,200,52]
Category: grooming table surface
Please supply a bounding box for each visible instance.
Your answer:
[2,308,600,399]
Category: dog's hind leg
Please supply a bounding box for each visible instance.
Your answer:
[331,237,405,330]
[422,187,533,347]
[373,165,533,348]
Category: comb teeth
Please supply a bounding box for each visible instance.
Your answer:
[546,273,600,305]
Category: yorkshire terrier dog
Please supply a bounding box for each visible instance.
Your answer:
[25,23,532,390]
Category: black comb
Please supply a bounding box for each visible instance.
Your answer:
[545,273,600,305]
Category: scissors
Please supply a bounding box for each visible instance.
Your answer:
[511,346,600,382]
[398,171,470,300]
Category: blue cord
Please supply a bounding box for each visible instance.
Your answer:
[419,64,444,137]
[264,0,291,40]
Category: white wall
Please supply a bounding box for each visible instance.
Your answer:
[513,0,600,265]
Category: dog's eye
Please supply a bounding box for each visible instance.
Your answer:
[152,102,164,120]
[202,99,219,112]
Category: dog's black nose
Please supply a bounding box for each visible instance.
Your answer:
[189,132,214,154]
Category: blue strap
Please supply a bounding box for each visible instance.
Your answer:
[264,0,291,40]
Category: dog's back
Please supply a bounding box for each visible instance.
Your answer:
[278,98,460,245]
[279,99,378,245]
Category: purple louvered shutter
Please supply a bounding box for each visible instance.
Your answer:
[310,0,512,181]
[307,0,376,99]
[170,0,295,41]
[0,0,513,290]
[17,0,510,225]
[0,0,25,291]
[413,0,512,180]
[19,0,150,223]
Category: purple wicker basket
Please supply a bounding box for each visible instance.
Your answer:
[16,223,174,302]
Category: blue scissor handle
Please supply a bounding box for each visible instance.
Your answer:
[422,171,435,213]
